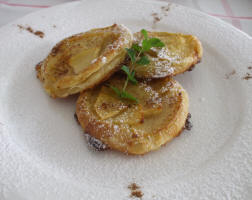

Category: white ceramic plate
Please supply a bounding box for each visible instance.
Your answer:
[0,0,251,199]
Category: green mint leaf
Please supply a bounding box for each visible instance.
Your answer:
[132,43,142,52]
[142,39,152,52]
[125,48,136,63]
[121,65,138,85]
[130,70,138,85]
[141,37,165,52]
[136,55,150,65]
[121,65,131,75]
[109,85,138,103]
[141,29,148,40]
[109,85,121,97]
[148,38,165,47]
[121,91,139,103]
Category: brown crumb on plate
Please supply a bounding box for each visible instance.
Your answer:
[17,24,45,38]
[128,183,140,191]
[161,4,171,13]
[34,31,44,38]
[128,183,143,199]
[225,69,236,79]
[242,73,252,80]
[151,3,171,29]
[131,190,143,198]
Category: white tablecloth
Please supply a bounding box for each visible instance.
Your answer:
[0,0,252,36]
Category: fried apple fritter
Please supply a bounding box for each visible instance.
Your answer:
[36,24,133,98]
[76,75,189,155]
[132,31,203,78]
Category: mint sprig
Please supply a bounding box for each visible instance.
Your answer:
[141,30,165,52]
[136,55,150,65]
[110,85,138,103]
[132,43,142,52]
[141,29,148,40]
[110,29,165,103]
[121,65,138,85]
[125,48,136,63]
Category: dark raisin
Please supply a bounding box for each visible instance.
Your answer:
[85,134,108,151]
[184,113,193,131]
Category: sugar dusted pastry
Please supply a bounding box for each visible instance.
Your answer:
[76,75,189,155]
[36,24,133,98]
[132,31,202,78]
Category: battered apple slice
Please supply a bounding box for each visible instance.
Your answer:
[76,75,188,155]
[94,86,144,125]
[36,24,133,98]
[132,31,203,78]
[94,86,128,120]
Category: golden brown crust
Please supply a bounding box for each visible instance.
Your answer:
[132,32,203,79]
[36,56,123,97]
[76,76,189,155]
[35,61,44,82]
[37,24,133,98]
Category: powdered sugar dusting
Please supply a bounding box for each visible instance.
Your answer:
[101,57,107,64]
[91,58,97,64]
[0,0,252,199]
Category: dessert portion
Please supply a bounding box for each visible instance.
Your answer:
[76,75,188,155]
[36,24,133,98]
[132,32,202,78]
[35,24,203,155]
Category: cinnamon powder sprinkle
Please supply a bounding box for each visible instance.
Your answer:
[128,183,140,191]
[225,69,236,79]
[154,16,161,23]
[242,66,252,80]
[151,3,171,28]
[18,25,45,38]
[34,31,44,38]
[128,183,143,199]
[243,73,252,80]
[131,190,143,198]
